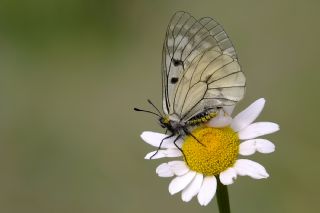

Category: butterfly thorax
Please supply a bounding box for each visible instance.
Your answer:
[159,111,217,135]
[159,116,185,135]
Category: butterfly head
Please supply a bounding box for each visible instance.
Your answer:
[159,115,171,128]
[135,100,181,133]
[159,115,184,135]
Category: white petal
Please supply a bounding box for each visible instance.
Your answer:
[223,105,235,116]
[168,161,189,176]
[219,167,237,185]
[169,171,196,195]
[181,173,203,202]
[141,131,182,148]
[197,176,217,206]
[239,139,275,156]
[145,150,166,159]
[231,98,265,132]
[256,139,275,154]
[239,140,256,156]
[238,122,280,140]
[207,112,232,128]
[144,148,182,159]
[175,140,183,148]
[156,163,174,177]
[165,149,183,157]
[234,159,269,179]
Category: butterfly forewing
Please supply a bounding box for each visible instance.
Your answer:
[162,11,246,122]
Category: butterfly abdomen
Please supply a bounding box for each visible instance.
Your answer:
[186,112,217,126]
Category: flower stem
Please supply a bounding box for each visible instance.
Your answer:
[216,178,231,213]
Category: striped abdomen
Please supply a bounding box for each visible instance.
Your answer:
[186,112,217,126]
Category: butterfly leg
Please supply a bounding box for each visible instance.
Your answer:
[182,127,206,147]
[150,133,175,159]
[172,134,189,165]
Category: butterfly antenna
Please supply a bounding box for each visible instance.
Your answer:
[147,99,163,116]
[134,107,161,118]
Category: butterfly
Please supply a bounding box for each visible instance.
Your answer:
[135,11,246,157]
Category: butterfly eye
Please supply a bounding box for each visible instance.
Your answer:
[172,58,184,67]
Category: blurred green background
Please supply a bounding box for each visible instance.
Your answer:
[0,0,319,212]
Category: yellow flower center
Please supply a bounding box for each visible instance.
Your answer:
[182,126,239,176]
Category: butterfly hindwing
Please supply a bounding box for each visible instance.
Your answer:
[162,11,246,122]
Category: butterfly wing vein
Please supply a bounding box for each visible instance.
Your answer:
[162,11,246,122]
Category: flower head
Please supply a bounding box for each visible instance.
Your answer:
[141,98,279,206]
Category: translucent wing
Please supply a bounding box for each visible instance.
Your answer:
[161,11,246,121]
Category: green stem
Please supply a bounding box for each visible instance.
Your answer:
[216,177,231,213]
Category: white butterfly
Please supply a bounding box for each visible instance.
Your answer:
[136,11,246,154]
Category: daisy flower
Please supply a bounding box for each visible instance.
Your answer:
[140,98,279,206]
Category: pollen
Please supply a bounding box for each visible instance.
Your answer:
[182,126,239,176]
